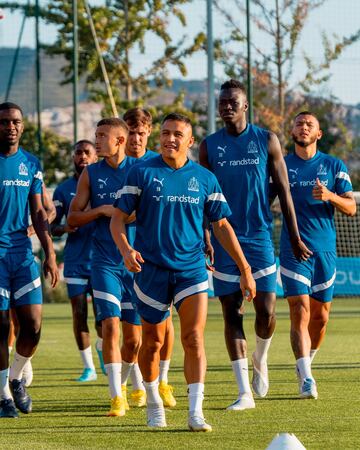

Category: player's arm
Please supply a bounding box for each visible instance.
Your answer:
[212,217,256,302]
[67,168,114,227]
[50,190,77,237]
[312,179,356,216]
[42,183,56,224]
[268,132,312,261]
[29,193,59,288]
[110,208,144,272]
[199,139,211,170]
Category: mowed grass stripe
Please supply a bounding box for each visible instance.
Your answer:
[2,298,359,449]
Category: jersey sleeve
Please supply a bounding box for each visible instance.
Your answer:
[334,160,352,195]
[114,165,142,215]
[204,174,232,222]
[52,186,65,224]
[30,159,43,195]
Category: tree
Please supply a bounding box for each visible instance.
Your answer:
[214,0,360,147]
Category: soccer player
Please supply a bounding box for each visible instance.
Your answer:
[123,107,176,408]
[0,102,59,418]
[110,113,256,431]
[199,79,311,410]
[278,111,356,399]
[51,140,103,382]
[68,117,138,417]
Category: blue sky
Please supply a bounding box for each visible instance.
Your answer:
[0,0,359,105]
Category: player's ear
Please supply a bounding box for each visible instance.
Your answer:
[188,135,195,149]
[317,129,323,141]
[243,100,249,112]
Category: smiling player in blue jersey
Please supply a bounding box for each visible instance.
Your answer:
[0,102,59,418]
[278,111,356,399]
[68,117,138,418]
[111,113,256,432]
[199,80,311,410]
[123,108,176,409]
[51,140,103,382]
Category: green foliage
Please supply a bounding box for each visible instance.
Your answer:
[20,118,73,184]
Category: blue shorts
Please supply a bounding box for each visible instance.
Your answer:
[133,261,209,324]
[0,250,42,311]
[279,251,336,303]
[91,264,141,325]
[212,239,277,296]
[64,263,92,298]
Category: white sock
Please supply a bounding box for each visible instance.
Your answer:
[310,349,318,363]
[143,378,162,406]
[0,368,12,400]
[232,358,252,396]
[130,363,144,391]
[8,346,13,354]
[188,382,204,417]
[296,357,313,380]
[95,338,103,352]
[80,346,95,370]
[121,361,134,386]
[254,335,273,364]
[9,352,30,381]
[105,363,122,398]
[159,359,170,383]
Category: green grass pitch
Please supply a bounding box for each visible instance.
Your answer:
[2,297,360,449]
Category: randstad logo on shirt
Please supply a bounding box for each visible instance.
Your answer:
[300,179,329,187]
[229,157,259,166]
[3,179,30,187]
[167,195,200,204]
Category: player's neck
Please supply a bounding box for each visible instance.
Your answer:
[224,119,247,136]
[295,144,317,160]
[105,151,126,168]
[126,148,146,159]
[162,155,188,170]
[0,143,19,156]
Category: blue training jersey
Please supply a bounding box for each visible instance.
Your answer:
[88,157,137,266]
[53,176,95,266]
[115,155,232,271]
[205,124,272,243]
[0,147,43,254]
[281,151,353,253]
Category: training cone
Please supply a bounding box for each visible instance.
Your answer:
[266,433,306,450]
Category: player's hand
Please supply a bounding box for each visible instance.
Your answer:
[204,241,215,271]
[64,224,78,233]
[27,225,35,237]
[312,178,333,202]
[240,266,256,302]
[43,253,59,288]
[290,236,313,261]
[123,248,144,273]
[99,205,115,217]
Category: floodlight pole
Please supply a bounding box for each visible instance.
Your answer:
[206,0,215,134]
[73,0,79,143]
[246,0,253,123]
[35,0,42,162]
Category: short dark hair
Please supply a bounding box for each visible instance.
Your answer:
[0,102,23,116]
[161,113,192,127]
[74,139,95,149]
[123,108,152,127]
[97,117,129,134]
[294,111,319,121]
[220,79,247,94]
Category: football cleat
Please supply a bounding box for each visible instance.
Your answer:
[106,396,126,417]
[76,368,97,382]
[121,385,129,410]
[147,403,167,428]
[22,360,33,388]
[10,379,32,414]
[130,389,147,407]
[96,348,106,376]
[251,353,269,398]
[159,381,176,407]
[188,415,212,432]
[0,398,18,418]
[226,393,255,411]
[300,378,318,400]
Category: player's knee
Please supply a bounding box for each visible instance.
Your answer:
[312,309,329,327]
[181,328,204,354]
[123,335,141,355]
